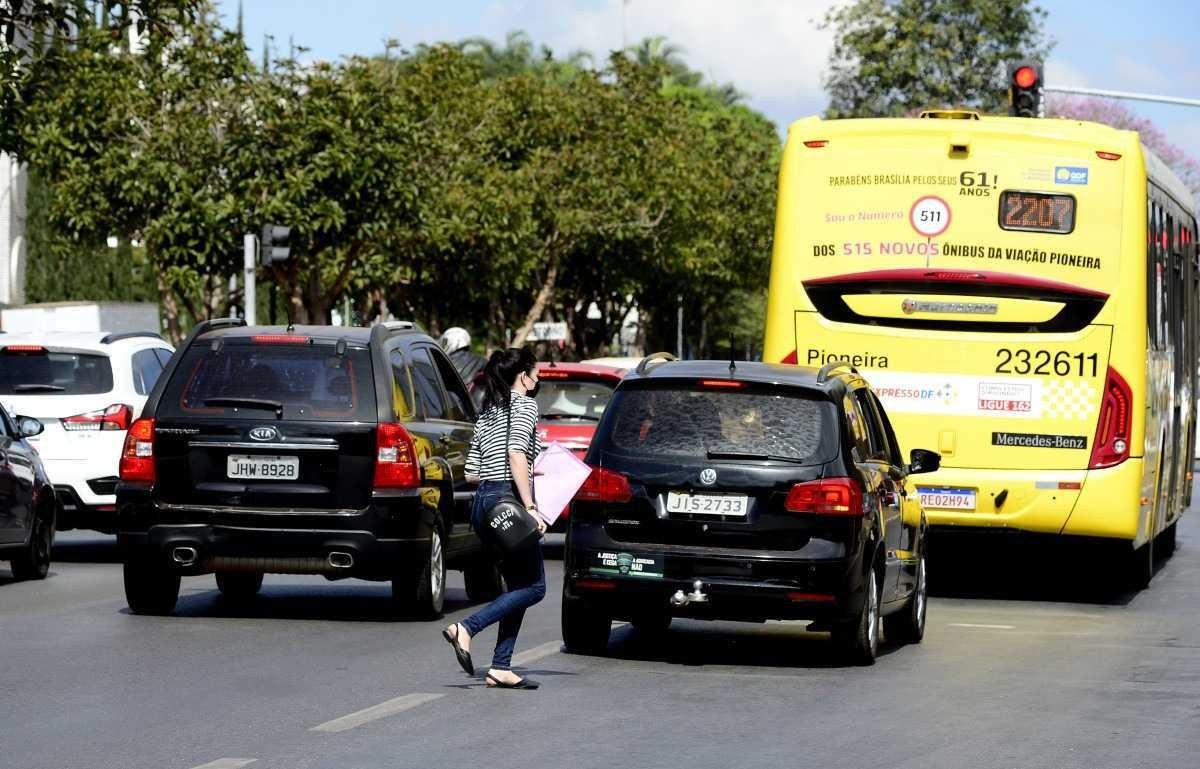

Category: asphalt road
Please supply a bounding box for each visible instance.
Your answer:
[2,510,1198,769]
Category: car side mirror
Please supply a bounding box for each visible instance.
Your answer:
[908,448,940,474]
[17,416,44,438]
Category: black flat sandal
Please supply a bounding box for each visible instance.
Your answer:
[486,673,540,690]
[442,624,474,676]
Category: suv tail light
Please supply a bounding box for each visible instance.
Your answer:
[374,422,420,489]
[62,404,133,432]
[119,418,157,482]
[576,466,633,503]
[784,477,864,516]
[1089,366,1132,469]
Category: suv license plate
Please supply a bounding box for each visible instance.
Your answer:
[665,491,749,517]
[917,487,976,511]
[227,455,299,480]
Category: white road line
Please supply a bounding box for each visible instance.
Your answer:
[511,640,562,667]
[188,760,257,769]
[310,693,444,733]
[948,622,1016,629]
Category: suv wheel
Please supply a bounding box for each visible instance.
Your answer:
[833,568,880,666]
[123,557,181,615]
[11,503,54,581]
[216,571,264,602]
[883,551,926,644]
[562,595,611,654]
[393,524,446,619]
[463,557,504,603]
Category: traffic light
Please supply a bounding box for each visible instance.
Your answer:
[260,224,291,266]
[1007,61,1043,118]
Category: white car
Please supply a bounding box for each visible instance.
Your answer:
[0,331,174,533]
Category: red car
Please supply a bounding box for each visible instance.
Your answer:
[532,362,628,527]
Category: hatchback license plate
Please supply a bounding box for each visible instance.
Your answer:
[665,491,749,516]
[227,454,299,480]
[917,487,976,511]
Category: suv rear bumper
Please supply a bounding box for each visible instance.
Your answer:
[563,542,868,622]
[119,523,429,581]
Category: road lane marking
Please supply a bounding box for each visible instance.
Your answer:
[948,622,1016,629]
[511,640,562,667]
[310,693,444,733]
[188,760,257,769]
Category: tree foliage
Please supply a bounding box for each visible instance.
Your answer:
[822,0,1053,117]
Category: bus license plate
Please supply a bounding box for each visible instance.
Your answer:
[917,487,976,511]
[227,455,299,480]
[665,491,749,517]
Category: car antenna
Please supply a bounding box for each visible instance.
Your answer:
[729,334,737,376]
[284,302,295,334]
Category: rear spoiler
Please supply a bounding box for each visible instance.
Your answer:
[802,268,1109,333]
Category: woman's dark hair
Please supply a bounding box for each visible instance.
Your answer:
[480,347,537,412]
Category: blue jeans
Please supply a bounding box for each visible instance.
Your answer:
[461,480,547,671]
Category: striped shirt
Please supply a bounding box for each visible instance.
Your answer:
[466,391,542,482]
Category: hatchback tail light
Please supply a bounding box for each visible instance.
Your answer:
[576,466,633,503]
[784,477,864,516]
[1089,366,1132,469]
[62,404,133,432]
[374,422,420,489]
[119,418,157,482]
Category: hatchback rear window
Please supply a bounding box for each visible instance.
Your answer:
[597,384,837,464]
[534,379,616,422]
[158,339,376,422]
[0,349,114,395]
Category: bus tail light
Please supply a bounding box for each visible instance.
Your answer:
[119,418,157,482]
[576,467,633,503]
[784,478,864,516]
[1089,367,1132,469]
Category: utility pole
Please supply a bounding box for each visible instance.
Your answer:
[243,233,257,325]
[676,294,683,359]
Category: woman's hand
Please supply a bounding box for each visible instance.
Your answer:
[527,506,547,536]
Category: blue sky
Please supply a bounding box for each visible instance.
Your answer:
[220,1,1200,168]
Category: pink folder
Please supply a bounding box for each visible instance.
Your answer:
[532,441,593,525]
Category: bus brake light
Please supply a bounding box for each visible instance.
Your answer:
[1089,367,1131,469]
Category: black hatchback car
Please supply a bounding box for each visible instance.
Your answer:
[562,355,940,664]
[117,319,500,617]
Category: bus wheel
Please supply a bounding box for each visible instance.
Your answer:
[1124,538,1154,591]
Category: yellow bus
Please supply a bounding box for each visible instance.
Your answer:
[763,111,1198,586]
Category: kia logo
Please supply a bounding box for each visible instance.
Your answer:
[249,426,278,441]
[699,468,717,486]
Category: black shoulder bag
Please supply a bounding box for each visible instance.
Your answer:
[479,402,540,553]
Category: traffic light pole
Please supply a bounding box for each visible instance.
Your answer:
[243,233,257,325]
[1042,85,1200,109]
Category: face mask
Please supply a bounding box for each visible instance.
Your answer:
[525,372,540,399]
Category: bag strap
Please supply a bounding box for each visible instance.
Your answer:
[503,400,513,483]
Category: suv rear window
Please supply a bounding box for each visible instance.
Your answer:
[597,383,838,464]
[158,339,376,421]
[0,350,114,395]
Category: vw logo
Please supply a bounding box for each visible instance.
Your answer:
[699,468,717,486]
[249,426,278,442]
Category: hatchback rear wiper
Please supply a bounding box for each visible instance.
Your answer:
[203,397,283,416]
[706,450,807,464]
[12,383,66,392]
[541,413,600,421]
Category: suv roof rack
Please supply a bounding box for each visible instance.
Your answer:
[191,317,246,336]
[635,351,677,375]
[100,331,165,345]
[380,320,422,331]
[816,361,859,384]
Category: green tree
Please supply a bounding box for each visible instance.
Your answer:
[822,0,1053,117]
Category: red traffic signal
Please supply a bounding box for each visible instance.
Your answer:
[1007,60,1043,118]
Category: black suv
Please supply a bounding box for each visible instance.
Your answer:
[117,320,501,617]
[562,355,940,664]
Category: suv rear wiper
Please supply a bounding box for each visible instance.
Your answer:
[706,450,807,464]
[541,413,600,421]
[203,397,283,416]
[12,383,66,392]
